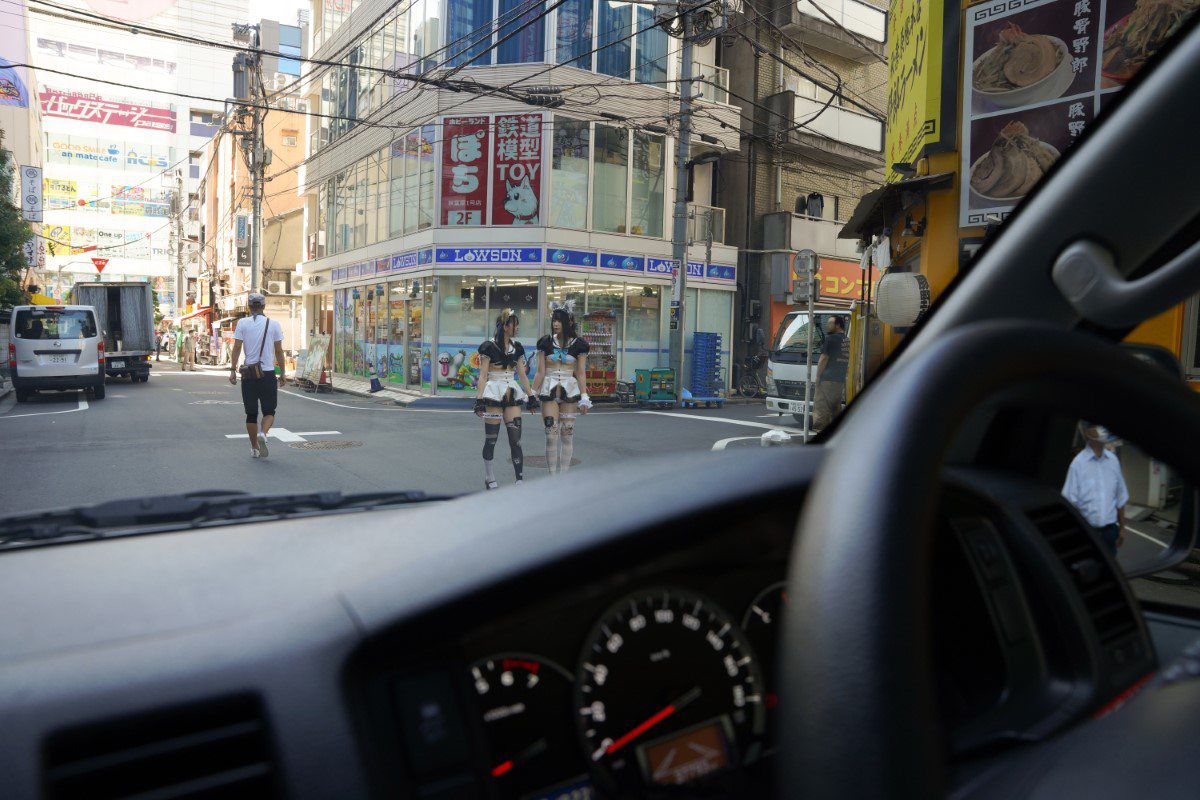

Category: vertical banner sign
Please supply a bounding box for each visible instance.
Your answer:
[957,0,1190,226]
[886,0,948,182]
[21,165,42,222]
[235,213,249,247]
[492,113,543,226]
[440,116,490,226]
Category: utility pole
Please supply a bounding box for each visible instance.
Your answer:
[175,170,185,312]
[665,0,728,398]
[232,22,268,295]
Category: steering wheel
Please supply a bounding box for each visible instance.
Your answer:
[780,321,1200,798]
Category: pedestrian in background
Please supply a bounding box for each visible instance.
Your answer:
[1063,422,1129,555]
[229,293,286,459]
[156,328,165,361]
[812,315,849,431]
[181,328,196,371]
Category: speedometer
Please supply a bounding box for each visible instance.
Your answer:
[575,588,765,793]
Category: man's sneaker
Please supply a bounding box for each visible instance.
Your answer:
[251,448,260,459]
[257,432,269,458]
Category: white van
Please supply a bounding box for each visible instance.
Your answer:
[8,305,106,402]
[765,309,843,424]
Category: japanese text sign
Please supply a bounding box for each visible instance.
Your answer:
[440,116,490,226]
[492,113,543,226]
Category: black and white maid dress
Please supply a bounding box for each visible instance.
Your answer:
[478,339,529,408]
[536,334,590,407]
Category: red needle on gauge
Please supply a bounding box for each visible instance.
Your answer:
[492,738,548,778]
[605,687,702,755]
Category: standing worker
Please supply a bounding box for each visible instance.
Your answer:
[1062,422,1129,555]
[181,328,196,371]
[812,315,849,432]
[229,293,286,459]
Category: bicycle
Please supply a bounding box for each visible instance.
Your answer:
[737,351,767,398]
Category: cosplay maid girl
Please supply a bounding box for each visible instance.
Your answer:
[474,309,539,489]
[533,304,590,474]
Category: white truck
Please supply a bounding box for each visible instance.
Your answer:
[765,308,845,425]
[70,282,155,383]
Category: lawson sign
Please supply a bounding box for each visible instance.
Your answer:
[436,247,542,264]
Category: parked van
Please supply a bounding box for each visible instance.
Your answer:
[8,305,106,402]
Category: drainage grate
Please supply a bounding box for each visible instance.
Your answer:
[290,440,364,450]
[519,456,581,469]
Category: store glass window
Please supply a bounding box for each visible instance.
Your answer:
[697,288,732,388]
[404,129,420,233]
[436,275,490,393]
[365,151,381,244]
[593,125,628,234]
[353,160,367,249]
[624,283,661,379]
[367,283,389,380]
[498,0,546,63]
[631,131,665,237]
[376,148,390,241]
[597,0,633,78]
[635,6,667,86]
[387,283,406,383]
[389,139,405,237]
[544,276,587,385]
[447,0,492,66]
[556,0,593,69]
[581,280,622,397]
[419,123,436,230]
[550,118,590,229]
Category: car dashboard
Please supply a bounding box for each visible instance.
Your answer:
[0,447,1161,800]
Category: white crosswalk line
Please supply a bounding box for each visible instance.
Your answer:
[224,428,340,443]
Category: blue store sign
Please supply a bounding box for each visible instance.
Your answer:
[646,257,677,276]
[546,248,597,268]
[686,262,705,278]
[599,253,645,273]
[436,247,542,264]
[706,264,736,281]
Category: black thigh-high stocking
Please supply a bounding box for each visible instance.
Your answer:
[505,417,524,481]
[482,413,501,485]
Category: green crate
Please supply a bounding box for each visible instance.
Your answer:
[635,368,676,402]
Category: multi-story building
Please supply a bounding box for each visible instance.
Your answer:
[297,0,743,398]
[721,0,889,358]
[0,0,44,293]
[29,0,249,311]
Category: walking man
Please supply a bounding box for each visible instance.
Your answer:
[181,328,196,371]
[228,293,286,459]
[1063,423,1129,555]
[812,315,849,431]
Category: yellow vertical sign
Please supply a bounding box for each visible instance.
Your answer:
[886,0,945,182]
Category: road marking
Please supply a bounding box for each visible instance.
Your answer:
[636,411,801,432]
[278,389,407,411]
[712,436,762,451]
[1125,524,1169,549]
[224,427,340,443]
[0,392,89,419]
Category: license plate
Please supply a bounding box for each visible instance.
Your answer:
[110,360,125,368]
[49,355,68,364]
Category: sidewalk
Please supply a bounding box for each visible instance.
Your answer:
[0,376,10,402]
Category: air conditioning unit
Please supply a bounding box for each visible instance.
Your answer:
[266,280,288,295]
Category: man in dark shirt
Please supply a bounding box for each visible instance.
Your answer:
[813,315,849,431]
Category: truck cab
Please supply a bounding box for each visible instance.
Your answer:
[765,308,845,424]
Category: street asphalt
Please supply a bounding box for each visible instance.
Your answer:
[0,360,806,515]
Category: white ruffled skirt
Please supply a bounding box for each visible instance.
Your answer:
[540,370,582,402]
[481,372,528,407]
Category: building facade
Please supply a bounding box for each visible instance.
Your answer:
[29,0,249,311]
[0,0,44,293]
[296,0,744,398]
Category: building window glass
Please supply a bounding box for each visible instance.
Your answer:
[389,139,405,237]
[597,0,633,78]
[498,0,546,63]
[353,160,368,249]
[404,129,420,233]
[635,6,667,86]
[436,275,490,392]
[550,118,590,229]
[593,125,628,234]
[447,0,493,66]
[334,169,349,254]
[624,283,660,379]
[556,0,593,69]
[630,131,664,237]
[376,147,390,241]
[419,123,436,229]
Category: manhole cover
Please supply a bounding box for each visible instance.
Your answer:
[519,456,581,468]
[290,440,364,450]
[189,400,241,405]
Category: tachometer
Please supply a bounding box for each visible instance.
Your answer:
[575,588,765,793]
[470,654,595,800]
[742,582,787,750]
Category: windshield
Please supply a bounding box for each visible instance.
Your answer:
[0,5,1196,518]
[13,309,97,340]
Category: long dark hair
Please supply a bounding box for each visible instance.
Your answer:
[493,308,518,348]
[550,308,577,342]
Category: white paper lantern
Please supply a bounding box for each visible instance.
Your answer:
[875,272,931,327]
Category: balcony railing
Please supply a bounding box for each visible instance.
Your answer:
[688,204,726,245]
[796,0,886,43]
[693,63,730,105]
[793,96,882,152]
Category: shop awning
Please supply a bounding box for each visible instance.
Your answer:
[179,307,213,322]
[839,173,954,241]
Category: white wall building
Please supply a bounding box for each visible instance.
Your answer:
[30,0,249,310]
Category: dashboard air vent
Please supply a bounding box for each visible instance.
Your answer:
[44,694,277,800]
[1029,503,1138,647]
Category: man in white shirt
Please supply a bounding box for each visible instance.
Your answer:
[1062,423,1130,555]
[228,294,286,459]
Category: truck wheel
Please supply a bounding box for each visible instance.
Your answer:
[793,414,807,425]
[92,383,106,400]
[15,388,30,403]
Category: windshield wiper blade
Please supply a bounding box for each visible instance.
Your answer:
[0,489,454,548]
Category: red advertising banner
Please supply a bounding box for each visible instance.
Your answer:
[440,116,490,226]
[492,113,543,226]
[39,88,176,133]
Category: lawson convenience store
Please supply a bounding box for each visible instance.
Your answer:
[318,244,736,398]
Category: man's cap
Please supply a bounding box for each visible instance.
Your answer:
[248,293,266,306]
